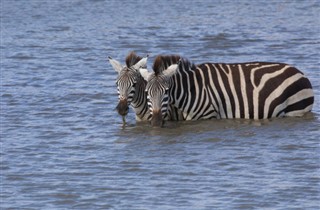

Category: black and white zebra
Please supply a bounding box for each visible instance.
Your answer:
[108,52,149,122]
[147,55,184,122]
[108,52,183,123]
[140,56,314,127]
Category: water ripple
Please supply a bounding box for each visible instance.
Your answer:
[2,0,319,209]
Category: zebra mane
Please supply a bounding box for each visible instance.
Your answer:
[125,51,143,67]
[178,57,196,72]
[153,55,181,76]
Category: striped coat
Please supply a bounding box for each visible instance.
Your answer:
[140,57,314,126]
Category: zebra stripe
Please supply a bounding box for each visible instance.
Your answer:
[141,57,314,126]
[239,64,249,118]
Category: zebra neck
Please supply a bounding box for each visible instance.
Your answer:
[169,74,218,120]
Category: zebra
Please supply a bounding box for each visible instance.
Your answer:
[147,55,185,122]
[140,56,314,127]
[108,52,149,123]
[108,52,183,124]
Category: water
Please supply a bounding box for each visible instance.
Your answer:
[1,0,320,209]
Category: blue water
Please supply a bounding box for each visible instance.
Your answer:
[1,0,320,209]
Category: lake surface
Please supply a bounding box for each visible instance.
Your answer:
[1,0,320,209]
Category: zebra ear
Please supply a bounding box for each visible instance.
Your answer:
[133,55,149,70]
[108,56,124,73]
[139,68,151,81]
[163,64,178,78]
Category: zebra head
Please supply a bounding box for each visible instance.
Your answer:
[140,59,180,127]
[108,52,148,117]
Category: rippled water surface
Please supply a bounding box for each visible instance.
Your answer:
[2,1,320,209]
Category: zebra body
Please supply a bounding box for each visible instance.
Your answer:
[140,57,314,126]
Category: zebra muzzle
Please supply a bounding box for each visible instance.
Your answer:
[116,99,129,116]
[150,110,163,127]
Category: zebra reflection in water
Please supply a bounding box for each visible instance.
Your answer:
[140,56,314,127]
